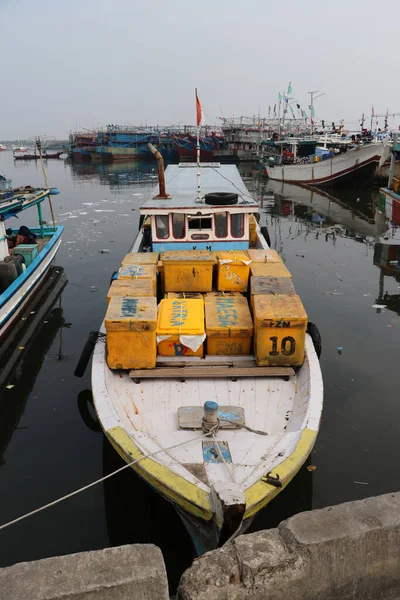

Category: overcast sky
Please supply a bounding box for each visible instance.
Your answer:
[2,0,400,138]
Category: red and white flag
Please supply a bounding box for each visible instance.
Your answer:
[195,88,204,127]
[372,105,375,117]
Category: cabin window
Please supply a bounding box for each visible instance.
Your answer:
[215,212,227,238]
[172,213,185,239]
[188,215,212,231]
[155,215,169,239]
[231,214,244,238]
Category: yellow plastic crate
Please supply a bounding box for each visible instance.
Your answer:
[157,298,205,357]
[121,252,159,266]
[249,214,257,247]
[247,249,283,263]
[214,250,251,292]
[205,293,253,355]
[250,276,296,312]
[117,264,157,295]
[107,279,155,303]
[105,296,157,370]
[161,250,215,292]
[253,294,307,367]
[250,262,292,279]
[166,292,203,299]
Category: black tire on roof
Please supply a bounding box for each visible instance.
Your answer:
[204,192,238,206]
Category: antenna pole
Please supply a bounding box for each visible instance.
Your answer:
[196,88,202,203]
[36,137,56,232]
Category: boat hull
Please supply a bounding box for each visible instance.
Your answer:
[265,142,390,187]
[92,329,322,554]
[108,147,151,161]
[0,227,63,340]
[70,148,92,162]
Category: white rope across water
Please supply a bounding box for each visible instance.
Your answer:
[0,430,216,532]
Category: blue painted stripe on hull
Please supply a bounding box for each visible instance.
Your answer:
[152,241,249,252]
[0,227,64,329]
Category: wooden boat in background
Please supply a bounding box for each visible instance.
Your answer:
[0,182,63,340]
[87,156,323,554]
[13,147,62,160]
[263,138,390,187]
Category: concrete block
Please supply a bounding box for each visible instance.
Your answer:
[0,544,169,600]
[178,492,400,600]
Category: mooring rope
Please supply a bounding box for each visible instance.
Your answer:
[0,417,268,534]
[0,428,217,532]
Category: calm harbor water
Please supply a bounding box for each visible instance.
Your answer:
[0,152,400,590]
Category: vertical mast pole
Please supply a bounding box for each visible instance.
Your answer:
[36,137,57,233]
[195,88,201,203]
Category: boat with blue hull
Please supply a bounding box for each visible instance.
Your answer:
[0,182,63,340]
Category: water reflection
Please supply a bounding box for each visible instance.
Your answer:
[0,267,68,467]
[252,179,387,240]
[374,243,400,315]
[69,159,170,191]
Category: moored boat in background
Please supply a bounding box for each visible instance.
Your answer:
[0,181,63,340]
[263,138,391,187]
[13,147,62,160]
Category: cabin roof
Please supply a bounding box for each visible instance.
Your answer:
[141,163,258,212]
[0,189,49,220]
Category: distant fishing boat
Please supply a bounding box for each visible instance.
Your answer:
[0,180,63,340]
[263,138,391,187]
[172,133,226,161]
[79,143,323,555]
[13,147,62,160]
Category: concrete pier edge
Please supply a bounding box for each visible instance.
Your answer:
[3,492,400,599]
[178,491,400,599]
[0,544,169,600]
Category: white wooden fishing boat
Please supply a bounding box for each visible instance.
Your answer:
[88,156,323,555]
[264,139,390,187]
[0,183,63,340]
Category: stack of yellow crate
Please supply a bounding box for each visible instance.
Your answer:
[105,296,157,369]
[214,251,251,292]
[166,292,203,299]
[107,252,158,304]
[157,298,205,357]
[118,264,157,295]
[246,249,282,263]
[160,250,215,292]
[121,252,159,266]
[249,277,296,312]
[107,279,155,303]
[253,294,307,367]
[205,292,253,355]
[250,261,292,279]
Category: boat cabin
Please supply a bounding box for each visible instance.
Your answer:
[140,163,258,252]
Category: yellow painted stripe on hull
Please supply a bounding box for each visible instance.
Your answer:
[244,428,317,519]
[107,426,316,523]
[107,426,213,521]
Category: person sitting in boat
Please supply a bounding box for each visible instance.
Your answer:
[6,225,37,252]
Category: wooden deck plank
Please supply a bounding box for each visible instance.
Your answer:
[130,366,294,379]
